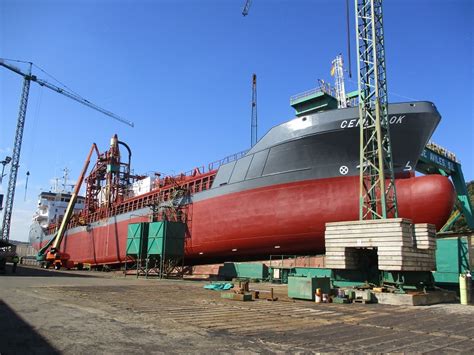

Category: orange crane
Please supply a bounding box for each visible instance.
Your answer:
[37,143,100,269]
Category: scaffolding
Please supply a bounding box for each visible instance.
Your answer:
[356,0,398,220]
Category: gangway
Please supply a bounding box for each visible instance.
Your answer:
[416,142,473,231]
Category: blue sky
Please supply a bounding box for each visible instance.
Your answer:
[1,0,473,242]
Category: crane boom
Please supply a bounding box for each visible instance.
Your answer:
[0,58,133,242]
[0,60,134,127]
[242,0,252,16]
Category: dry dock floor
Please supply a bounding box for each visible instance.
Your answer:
[1,265,474,354]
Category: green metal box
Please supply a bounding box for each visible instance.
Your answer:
[288,276,331,301]
[235,263,268,279]
[219,262,268,280]
[433,237,470,285]
[126,223,149,257]
[147,221,186,256]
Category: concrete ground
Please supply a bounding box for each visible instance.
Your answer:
[1,265,474,354]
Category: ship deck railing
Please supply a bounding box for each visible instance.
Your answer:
[207,149,249,171]
[59,149,250,230]
[141,149,250,184]
[290,81,336,104]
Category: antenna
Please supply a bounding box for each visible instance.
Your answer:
[63,167,69,193]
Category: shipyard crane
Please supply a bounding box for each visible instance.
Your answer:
[0,59,134,242]
[355,0,398,220]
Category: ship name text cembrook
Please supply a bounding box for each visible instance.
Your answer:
[340,115,405,129]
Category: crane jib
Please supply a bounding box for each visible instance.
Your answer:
[0,58,134,127]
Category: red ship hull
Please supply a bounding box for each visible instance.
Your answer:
[34,174,455,265]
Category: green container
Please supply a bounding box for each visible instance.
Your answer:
[126,223,149,257]
[288,276,331,301]
[236,263,268,279]
[294,267,332,279]
[219,262,268,280]
[292,267,377,288]
[434,237,470,285]
[147,221,185,256]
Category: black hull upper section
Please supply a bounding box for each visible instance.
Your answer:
[195,102,440,202]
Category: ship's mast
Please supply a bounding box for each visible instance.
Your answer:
[331,54,347,108]
[62,168,69,193]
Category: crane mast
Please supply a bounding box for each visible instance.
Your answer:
[251,73,258,147]
[1,65,32,241]
[0,59,133,241]
[356,0,398,219]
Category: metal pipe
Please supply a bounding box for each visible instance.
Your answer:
[118,140,132,176]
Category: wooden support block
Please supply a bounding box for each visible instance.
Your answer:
[220,292,252,301]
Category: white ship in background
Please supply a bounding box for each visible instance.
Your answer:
[31,168,85,230]
[32,191,85,229]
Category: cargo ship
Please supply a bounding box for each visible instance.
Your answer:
[29,91,456,266]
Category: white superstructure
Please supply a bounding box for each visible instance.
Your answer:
[32,191,85,229]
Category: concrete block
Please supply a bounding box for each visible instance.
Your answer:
[324,219,436,272]
[372,290,456,306]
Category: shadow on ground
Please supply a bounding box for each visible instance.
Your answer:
[0,300,60,354]
[0,264,98,278]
